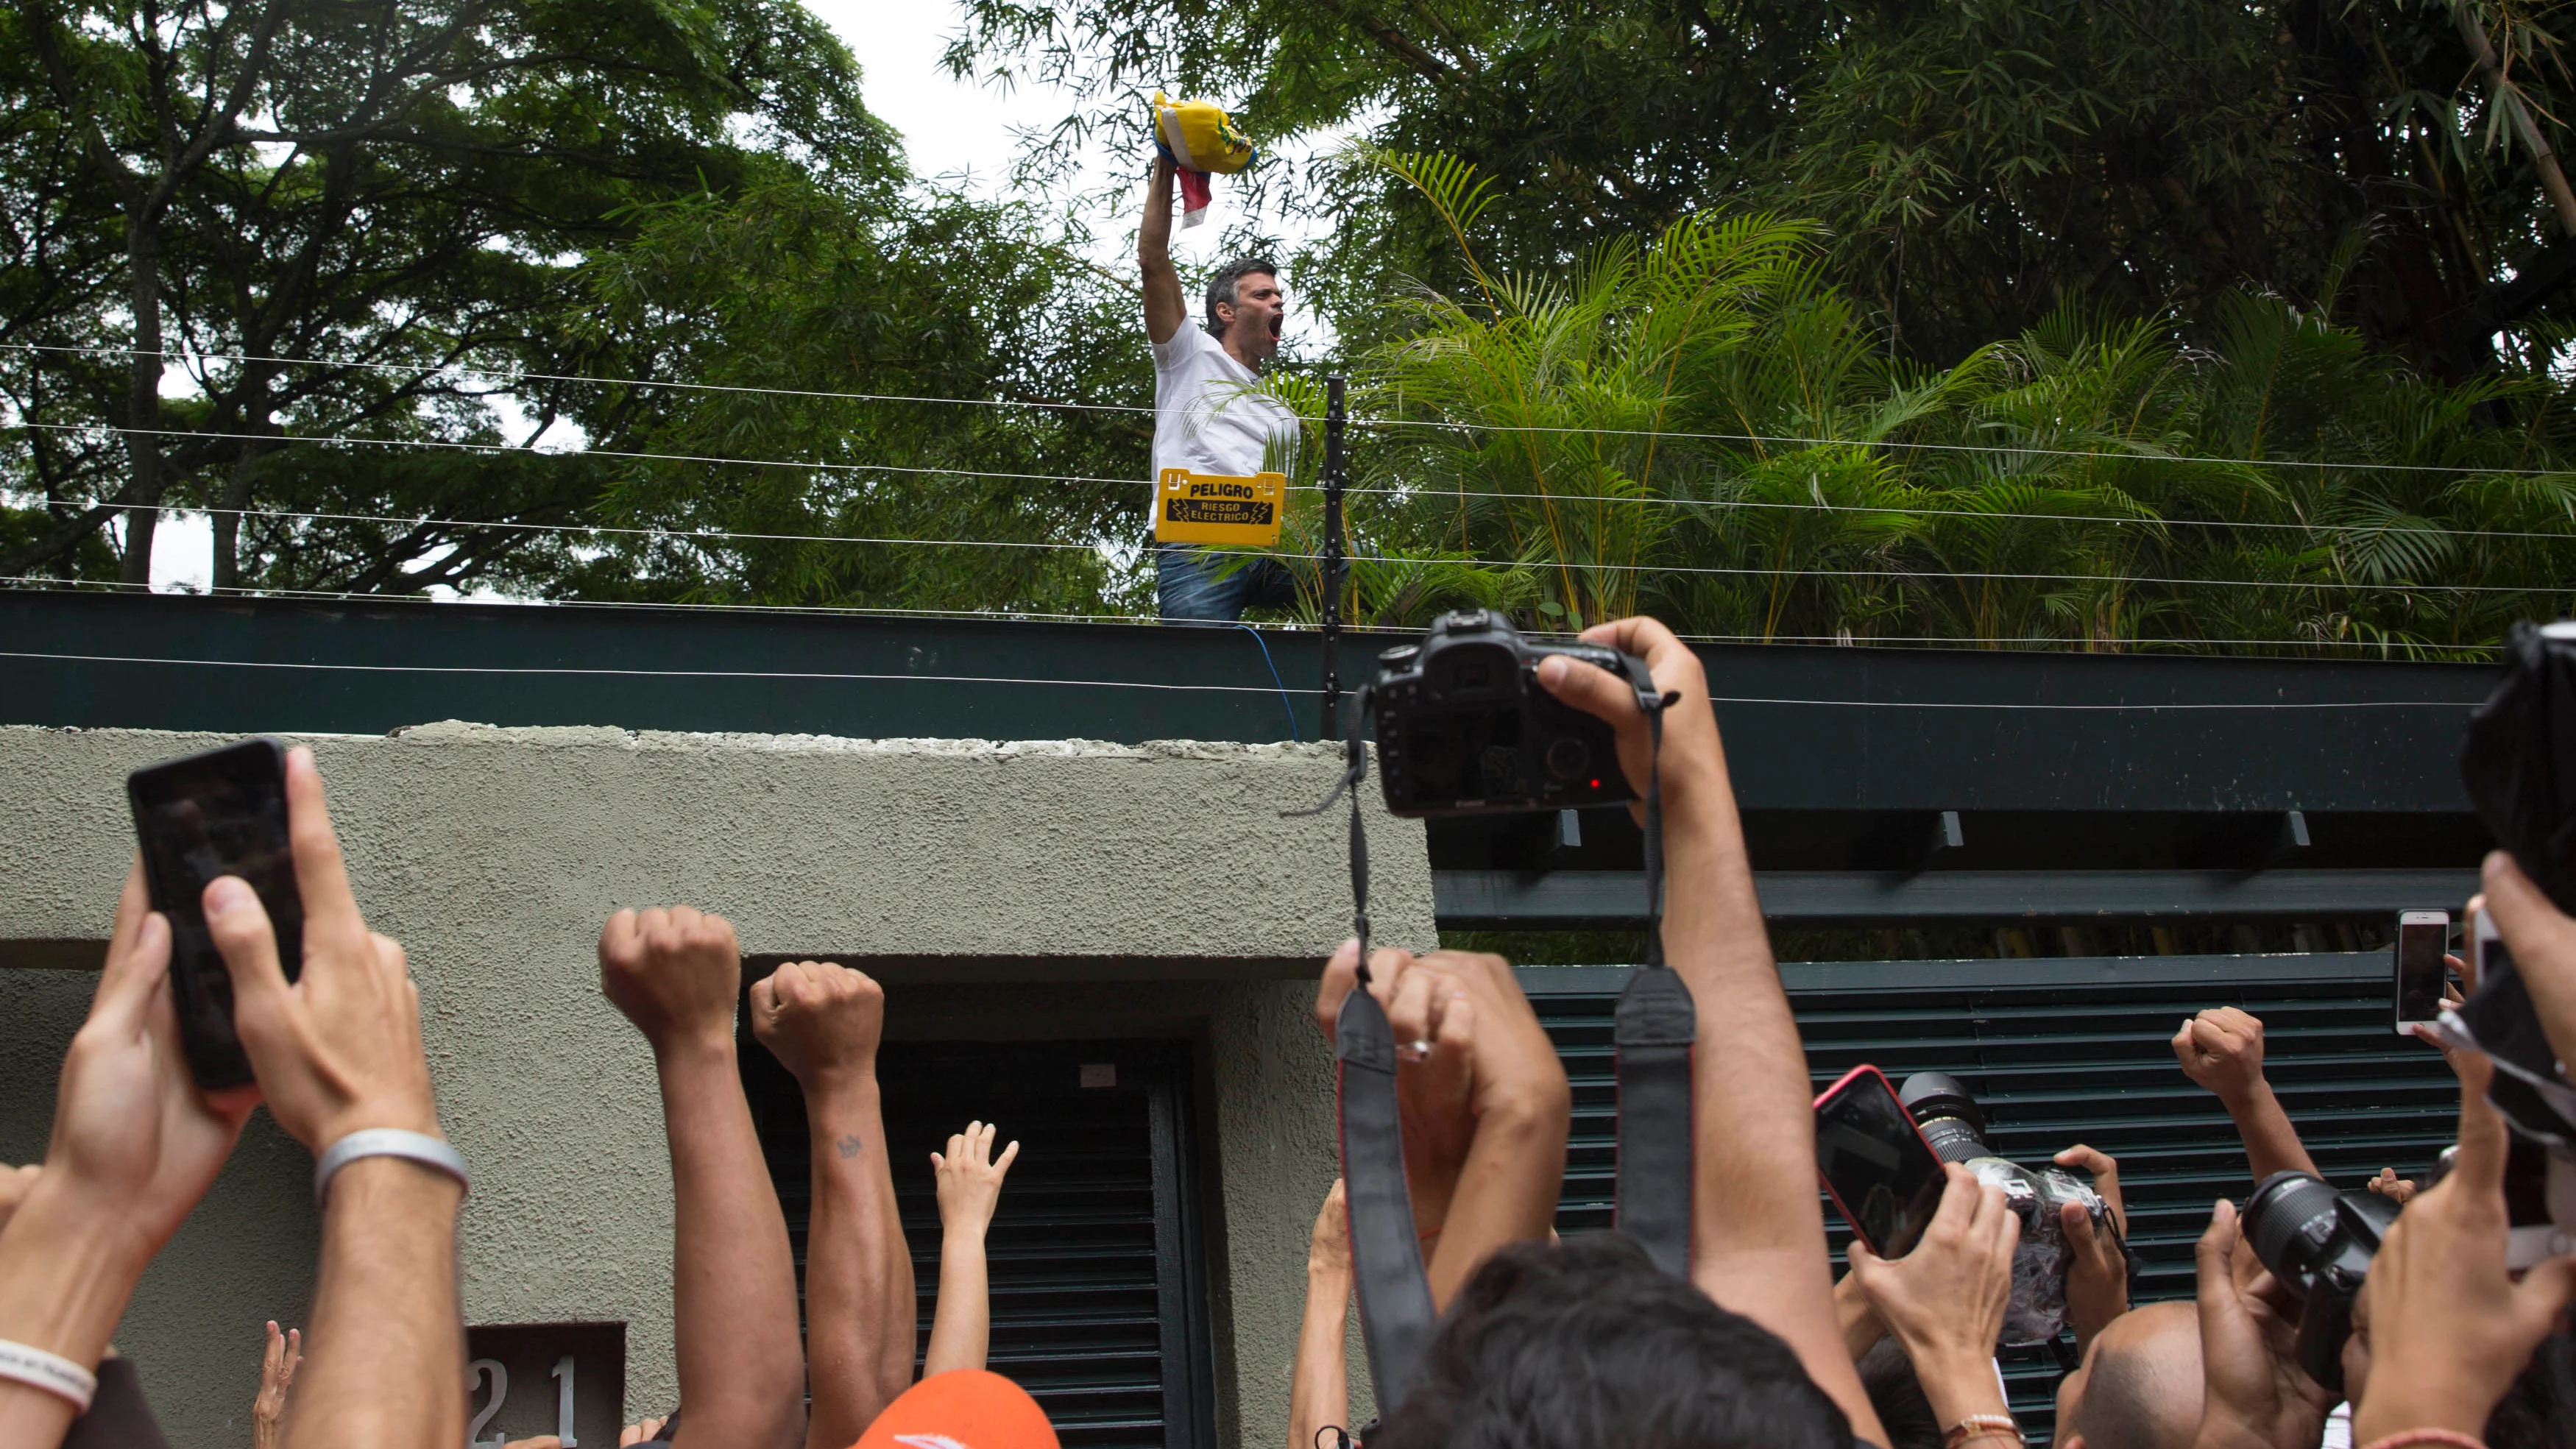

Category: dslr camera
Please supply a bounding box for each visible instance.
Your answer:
[1373,610,1653,818]
[1900,1072,2118,1345]
[2240,1170,2399,1395]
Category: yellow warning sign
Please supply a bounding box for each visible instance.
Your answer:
[1153,467,1287,547]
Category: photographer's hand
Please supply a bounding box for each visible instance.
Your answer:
[1313,943,1568,1308]
[2349,1052,2576,1444]
[2474,849,2576,1073]
[0,862,255,1448]
[1536,614,1883,1447]
[2053,1144,2129,1353]
[2171,1008,2319,1182]
[1847,1165,2018,1434]
[2189,1198,2329,1449]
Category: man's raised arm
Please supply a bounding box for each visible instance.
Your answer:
[1536,617,1887,1445]
[1139,155,1186,345]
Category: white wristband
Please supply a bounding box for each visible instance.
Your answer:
[313,1128,469,1208]
[0,1338,96,1411]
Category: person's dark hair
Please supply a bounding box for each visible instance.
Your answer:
[1205,256,1278,337]
[1855,1339,1939,1449]
[1369,1234,1852,1449]
[2484,1329,2576,1449]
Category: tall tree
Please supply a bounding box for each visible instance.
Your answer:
[0,0,900,589]
[950,0,2576,369]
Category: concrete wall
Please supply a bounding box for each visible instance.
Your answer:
[0,723,1430,1449]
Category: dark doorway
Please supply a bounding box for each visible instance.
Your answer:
[746,1034,1217,1449]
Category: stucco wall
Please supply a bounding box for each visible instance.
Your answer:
[0,723,1430,1448]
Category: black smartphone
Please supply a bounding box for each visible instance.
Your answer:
[2394,909,2451,1033]
[1814,1063,1948,1258]
[127,738,305,1088]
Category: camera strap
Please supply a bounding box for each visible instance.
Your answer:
[1614,692,1697,1279]
[1284,679,1697,1415]
[1284,692,1437,1409]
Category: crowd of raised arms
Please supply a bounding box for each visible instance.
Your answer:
[1,614,2570,1449]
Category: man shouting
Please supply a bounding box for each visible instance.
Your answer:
[1139,153,1301,621]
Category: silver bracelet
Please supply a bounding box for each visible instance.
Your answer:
[312,1128,469,1208]
[0,1337,96,1411]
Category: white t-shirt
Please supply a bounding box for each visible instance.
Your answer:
[1150,325,1301,481]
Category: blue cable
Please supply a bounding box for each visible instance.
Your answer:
[1230,623,1302,742]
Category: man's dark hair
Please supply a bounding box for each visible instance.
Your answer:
[1369,1234,1853,1449]
[1855,1339,1940,1449]
[1204,256,1277,338]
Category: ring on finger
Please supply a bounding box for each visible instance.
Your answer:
[1399,1038,1434,1062]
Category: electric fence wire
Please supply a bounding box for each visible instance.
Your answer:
[5,469,2565,598]
[11,339,2576,478]
[16,410,2576,549]
[0,645,2487,710]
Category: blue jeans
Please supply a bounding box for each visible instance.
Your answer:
[1156,545,1297,622]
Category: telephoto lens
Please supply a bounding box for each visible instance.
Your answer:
[1897,1072,2114,1346]
[2240,1170,2398,1396]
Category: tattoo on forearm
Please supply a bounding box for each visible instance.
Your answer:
[838,1134,863,1159]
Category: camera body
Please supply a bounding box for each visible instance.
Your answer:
[1373,610,1652,818]
[2242,1169,2399,1396]
[1900,1072,2113,1345]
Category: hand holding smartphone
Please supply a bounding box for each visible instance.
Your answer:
[127,737,306,1088]
[2394,909,2451,1034]
[1814,1064,1947,1258]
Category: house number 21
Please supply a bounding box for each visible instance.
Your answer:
[466,1355,580,1447]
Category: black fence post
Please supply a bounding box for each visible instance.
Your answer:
[1322,376,1347,740]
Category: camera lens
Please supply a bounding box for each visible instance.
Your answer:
[2244,1171,2343,1289]
[1545,737,1589,779]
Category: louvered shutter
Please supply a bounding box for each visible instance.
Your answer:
[749,1037,1214,1449]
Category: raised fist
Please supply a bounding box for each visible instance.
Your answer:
[749,960,885,1085]
[2171,1006,2270,1105]
[599,907,742,1050]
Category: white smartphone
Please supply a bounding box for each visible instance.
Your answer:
[2395,909,2451,1033]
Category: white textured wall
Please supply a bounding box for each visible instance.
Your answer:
[0,723,1429,1449]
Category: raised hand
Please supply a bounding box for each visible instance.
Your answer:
[0,860,261,1448]
[599,907,742,1055]
[932,1122,1020,1238]
[254,1320,303,1449]
[1313,940,1568,1303]
[749,959,884,1088]
[208,748,439,1149]
[41,860,259,1244]
[2171,1007,2269,1105]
